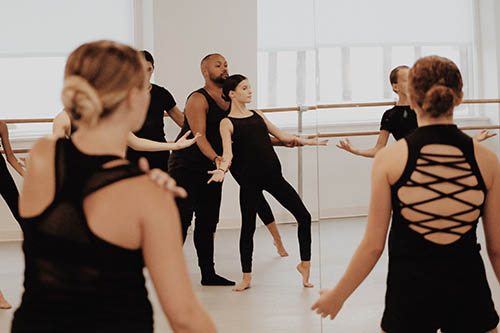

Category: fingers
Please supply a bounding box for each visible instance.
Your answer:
[311,302,319,311]
[143,165,188,198]
[138,157,150,172]
[172,186,188,198]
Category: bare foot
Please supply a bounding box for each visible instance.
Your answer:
[232,273,252,292]
[297,262,314,288]
[0,293,12,310]
[273,240,289,257]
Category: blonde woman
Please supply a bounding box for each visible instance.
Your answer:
[12,41,216,333]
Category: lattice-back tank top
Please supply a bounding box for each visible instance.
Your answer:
[389,124,487,260]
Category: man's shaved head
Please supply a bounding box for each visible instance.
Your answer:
[201,53,223,70]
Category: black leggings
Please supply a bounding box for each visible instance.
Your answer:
[169,167,222,275]
[239,174,311,273]
[0,155,21,224]
[230,169,275,225]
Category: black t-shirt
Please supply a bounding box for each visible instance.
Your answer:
[134,84,176,142]
[126,84,176,171]
[379,105,418,140]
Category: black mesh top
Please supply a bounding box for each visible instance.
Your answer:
[389,124,486,261]
[12,138,153,333]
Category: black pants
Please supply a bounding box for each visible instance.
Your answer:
[0,155,21,225]
[239,174,311,273]
[230,169,275,225]
[169,167,222,274]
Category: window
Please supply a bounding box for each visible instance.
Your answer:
[258,0,477,126]
[0,0,135,136]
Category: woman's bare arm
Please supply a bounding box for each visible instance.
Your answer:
[141,186,216,332]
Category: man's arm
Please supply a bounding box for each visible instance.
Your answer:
[184,93,218,163]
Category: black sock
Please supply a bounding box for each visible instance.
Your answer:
[201,273,235,286]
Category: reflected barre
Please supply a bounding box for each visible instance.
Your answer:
[307,125,500,139]
[258,98,500,113]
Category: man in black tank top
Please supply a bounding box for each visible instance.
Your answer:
[168,54,235,286]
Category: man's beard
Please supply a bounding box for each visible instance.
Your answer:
[211,74,226,85]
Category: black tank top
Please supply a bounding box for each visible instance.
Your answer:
[389,124,486,261]
[168,88,229,171]
[228,111,281,183]
[12,138,153,332]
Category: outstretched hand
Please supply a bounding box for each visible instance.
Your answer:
[174,130,201,150]
[336,138,358,154]
[301,136,328,146]
[473,129,497,143]
[311,288,344,320]
[207,169,225,184]
[138,157,187,198]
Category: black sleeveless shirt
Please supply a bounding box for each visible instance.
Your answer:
[12,139,153,333]
[169,88,229,171]
[389,124,486,261]
[228,111,281,182]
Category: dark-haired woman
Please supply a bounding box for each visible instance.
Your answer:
[312,56,500,333]
[208,74,327,292]
[0,120,24,310]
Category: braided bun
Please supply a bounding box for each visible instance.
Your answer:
[62,40,146,127]
[422,84,456,118]
[61,75,103,126]
[409,56,463,118]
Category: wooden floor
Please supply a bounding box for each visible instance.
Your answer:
[1,217,499,332]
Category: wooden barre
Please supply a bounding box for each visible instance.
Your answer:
[2,99,499,124]
[4,125,500,154]
[307,125,500,139]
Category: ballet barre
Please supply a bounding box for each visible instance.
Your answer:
[3,98,500,198]
[306,125,500,139]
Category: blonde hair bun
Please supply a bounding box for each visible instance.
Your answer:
[61,75,103,126]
